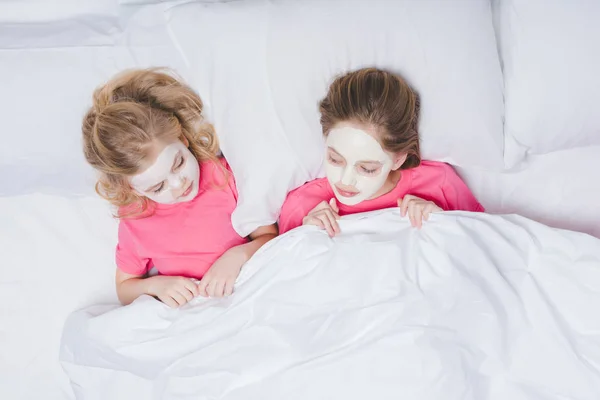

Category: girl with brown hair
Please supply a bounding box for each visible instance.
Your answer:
[279,68,484,236]
[82,68,277,307]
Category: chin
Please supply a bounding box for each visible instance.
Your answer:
[334,191,364,206]
[180,184,199,202]
[188,185,199,199]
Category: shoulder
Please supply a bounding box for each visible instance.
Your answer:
[411,160,454,177]
[279,178,333,233]
[199,157,233,186]
[407,160,460,186]
[285,178,332,206]
[199,157,230,176]
[117,200,155,221]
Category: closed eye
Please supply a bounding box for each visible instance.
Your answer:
[173,155,185,171]
[152,182,165,193]
[359,165,380,174]
[328,155,344,165]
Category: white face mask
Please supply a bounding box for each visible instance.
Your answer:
[325,126,394,206]
[130,141,200,204]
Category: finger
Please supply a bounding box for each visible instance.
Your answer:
[314,201,329,212]
[305,216,326,229]
[318,214,335,237]
[415,206,424,229]
[408,203,417,227]
[329,198,339,213]
[423,204,432,221]
[397,198,405,216]
[400,196,413,217]
[224,279,235,296]
[170,291,188,306]
[197,278,209,297]
[207,279,219,298]
[213,280,225,298]
[184,279,200,297]
[324,210,340,234]
[178,286,194,302]
[160,295,178,308]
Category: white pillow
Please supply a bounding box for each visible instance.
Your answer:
[496,0,600,166]
[0,4,188,196]
[167,0,505,236]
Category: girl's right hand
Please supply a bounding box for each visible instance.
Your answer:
[302,198,341,237]
[147,276,199,308]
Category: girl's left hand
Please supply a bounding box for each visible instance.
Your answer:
[397,195,442,229]
[198,246,248,298]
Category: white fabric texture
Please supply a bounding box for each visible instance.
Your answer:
[0,195,118,400]
[459,145,600,239]
[60,210,600,399]
[166,0,505,236]
[0,2,188,197]
[496,0,600,165]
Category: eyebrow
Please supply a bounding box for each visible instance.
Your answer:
[145,181,163,193]
[170,151,182,171]
[358,160,383,166]
[143,151,182,192]
[327,147,383,165]
[328,146,341,155]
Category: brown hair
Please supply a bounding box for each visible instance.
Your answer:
[82,68,220,217]
[319,67,421,169]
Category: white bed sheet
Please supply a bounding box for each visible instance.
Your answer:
[59,210,600,399]
[0,195,117,400]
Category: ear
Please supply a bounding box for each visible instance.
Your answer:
[391,153,407,170]
[180,135,190,148]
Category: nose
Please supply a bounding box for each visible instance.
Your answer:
[168,175,185,189]
[340,166,356,186]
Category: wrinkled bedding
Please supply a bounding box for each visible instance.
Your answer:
[60,210,600,400]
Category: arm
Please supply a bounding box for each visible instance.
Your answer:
[115,269,199,307]
[237,223,279,263]
[279,180,331,234]
[441,165,485,212]
[115,269,151,305]
[198,223,278,298]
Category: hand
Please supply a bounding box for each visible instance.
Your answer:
[147,275,199,308]
[302,198,341,237]
[397,195,442,229]
[198,246,247,298]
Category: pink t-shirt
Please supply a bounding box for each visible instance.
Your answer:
[279,160,484,234]
[116,158,248,279]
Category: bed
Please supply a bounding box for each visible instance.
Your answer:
[1,1,599,399]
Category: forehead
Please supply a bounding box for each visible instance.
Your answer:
[130,140,184,187]
[326,126,388,161]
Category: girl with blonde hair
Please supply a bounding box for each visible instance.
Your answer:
[83,68,277,307]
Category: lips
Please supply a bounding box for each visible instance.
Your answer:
[335,186,359,198]
[180,182,193,198]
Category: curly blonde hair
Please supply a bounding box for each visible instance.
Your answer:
[82,68,221,217]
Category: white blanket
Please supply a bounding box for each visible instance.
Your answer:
[60,210,600,400]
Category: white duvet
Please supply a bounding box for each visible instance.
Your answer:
[60,210,600,400]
